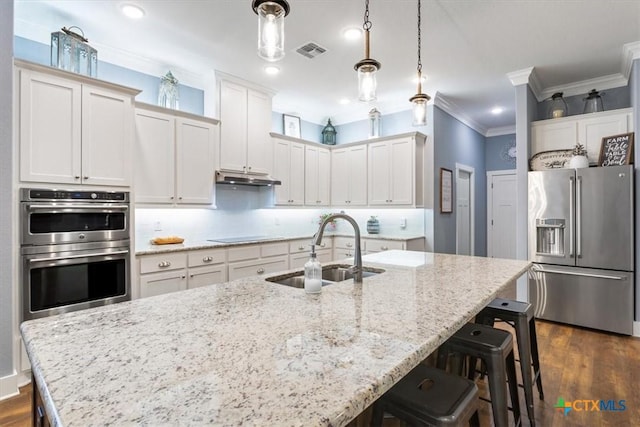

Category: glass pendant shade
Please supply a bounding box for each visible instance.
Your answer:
[50,26,97,77]
[253,0,289,62]
[357,61,379,102]
[411,94,429,126]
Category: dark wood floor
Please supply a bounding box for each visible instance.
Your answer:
[2,320,639,427]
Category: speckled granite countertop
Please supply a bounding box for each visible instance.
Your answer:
[21,251,530,426]
[136,233,426,255]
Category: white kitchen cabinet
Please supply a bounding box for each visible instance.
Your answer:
[288,238,332,268]
[135,104,218,205]
[17,61,138,186]
[187,247,227,289]
[273,138,305,205]
[289,250,333,269]
[227,242,289,281]
[368,135,424,207]
[305,144,331,206]
[331,145,367,206]
[531,108,633,165]
[140,270,187,298]
[219,78,273,175]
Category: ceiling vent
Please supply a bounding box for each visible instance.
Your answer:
[296,42,327,59]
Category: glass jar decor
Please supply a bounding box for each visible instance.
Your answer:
[368,108,381,139]
[50,26,98,77]
[548,92,568,119]
[366,216,380,234]
[583,89,604,114]
[321,119,337,145]
[158,71,180,110]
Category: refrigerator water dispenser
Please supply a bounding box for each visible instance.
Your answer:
[535,219,565,256]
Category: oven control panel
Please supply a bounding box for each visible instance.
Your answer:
[21,188,129,202]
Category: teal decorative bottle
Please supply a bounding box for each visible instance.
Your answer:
[367,216,380,234]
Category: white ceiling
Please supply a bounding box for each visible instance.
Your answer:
[13,0,640,135]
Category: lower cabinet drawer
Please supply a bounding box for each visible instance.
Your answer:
[289,249,332,269]
[188,265,227,289]
[333,236,356,250]
[140,270,187,298]
[139,252,187,274]
[365,239,405,253]
[334,249,355,260]
[228,256,288,281]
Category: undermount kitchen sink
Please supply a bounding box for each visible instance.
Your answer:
[266,264,385,289]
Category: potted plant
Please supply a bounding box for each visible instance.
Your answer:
[569,143,589,168]
[319,213,337,231]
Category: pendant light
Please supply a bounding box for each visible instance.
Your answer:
[252,0,290,62]
[354,0,381,102]
[409,0,430,126]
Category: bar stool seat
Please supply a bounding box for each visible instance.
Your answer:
[475,298,544,427]
[371,364,480,427]
[437,323,521,427]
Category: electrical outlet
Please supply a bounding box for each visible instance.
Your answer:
[153,221,162,231]
[275,217,280,226]
[400,218,407,229]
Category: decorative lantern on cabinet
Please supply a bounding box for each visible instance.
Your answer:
[583,89,604,114]
[321,119,337,145]
[158,71,180,110]
[368,108,381,139]
[547,92,568,119]
[51,26,98,77]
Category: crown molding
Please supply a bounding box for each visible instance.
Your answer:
[540,73,628,100]
[506,67,543,100]
[622,41,640,80]
[486,125,516,137]
[433,93,487,136]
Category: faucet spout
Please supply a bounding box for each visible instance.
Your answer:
[312,213,363,283]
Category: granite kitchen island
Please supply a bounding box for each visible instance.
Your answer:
[21,251,530,426]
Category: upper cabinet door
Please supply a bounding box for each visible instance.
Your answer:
[531,120,578,154]
[273,139,291,205]
[246,89,272,175]
[331,148,350,205]
[288,142,305,205]
[134,109,176,203]
[579,113,630,164]
[219,80,248,173]
[81,85,133,186]
[176,117,217,204]
[367,141,390,205]
[348,145,368,206]
[304,145,320,205]
[317,147,331,205]
[19,69,82,184]
[389,137,414,205]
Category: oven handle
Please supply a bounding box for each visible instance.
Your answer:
[28,250,129,263]
[26,204,129,211]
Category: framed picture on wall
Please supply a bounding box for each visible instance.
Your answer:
[440,168,453,213]
[283,114,301,138]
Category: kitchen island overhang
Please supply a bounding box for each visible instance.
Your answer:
[21,250,531,426]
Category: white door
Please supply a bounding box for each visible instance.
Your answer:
[487,172,517,259]
[456,169,471,255]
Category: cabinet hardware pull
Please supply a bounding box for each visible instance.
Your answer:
[298,246,305,250]
[170,196,174,200]
[248,166,252,170]
[74,176,80,179]
[190,274,194,278]
[320,243,325,248]
[178,196,182,200]
[381,246,389,251]
[83,176,89,180]
[203,256,213,262]
[346,243,353,248]
[181,275,186,279]
[257,268,265,274]
[158,261,171,268]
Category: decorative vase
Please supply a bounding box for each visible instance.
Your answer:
[366,216,380,234]
[568,155,589,169]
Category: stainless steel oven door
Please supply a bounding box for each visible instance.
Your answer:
[21,202,130,246]
[22,241,131,320]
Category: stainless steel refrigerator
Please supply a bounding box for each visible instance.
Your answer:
[528,165,634,335]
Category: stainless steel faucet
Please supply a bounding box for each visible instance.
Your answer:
[312,213,363,283]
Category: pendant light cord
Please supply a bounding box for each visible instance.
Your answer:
[363,0,372,31]
[417,0,422,77]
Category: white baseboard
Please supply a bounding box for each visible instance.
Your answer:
[633,321,640,337]
[0,371,18,401]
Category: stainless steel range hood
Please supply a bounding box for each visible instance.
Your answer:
[215,171,281,187]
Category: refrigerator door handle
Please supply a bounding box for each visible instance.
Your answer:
[569,176,575,257]
[576,175,582,258]
[537,268,626,281]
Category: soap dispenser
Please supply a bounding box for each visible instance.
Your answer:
[304,247,322,294]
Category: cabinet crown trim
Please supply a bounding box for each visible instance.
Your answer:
[136,102,219,124]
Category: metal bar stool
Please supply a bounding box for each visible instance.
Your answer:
[437,323,521,427]
[474,298,544,427]
[370,364,480,427]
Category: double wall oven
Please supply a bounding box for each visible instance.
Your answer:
[20,188,131,320]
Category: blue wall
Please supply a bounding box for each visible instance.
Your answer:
[536,85,630,120]
[486,134,516,171]
[334,110,425,144]
[14,36,205,115]
[433,107,487,256]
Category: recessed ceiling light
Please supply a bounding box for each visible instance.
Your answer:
[412,74,428,85]
[338,98,351,105]
[264,65,280,75]
[343,27,362,41]
[491,107,504,115]
[121,4,145,19]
